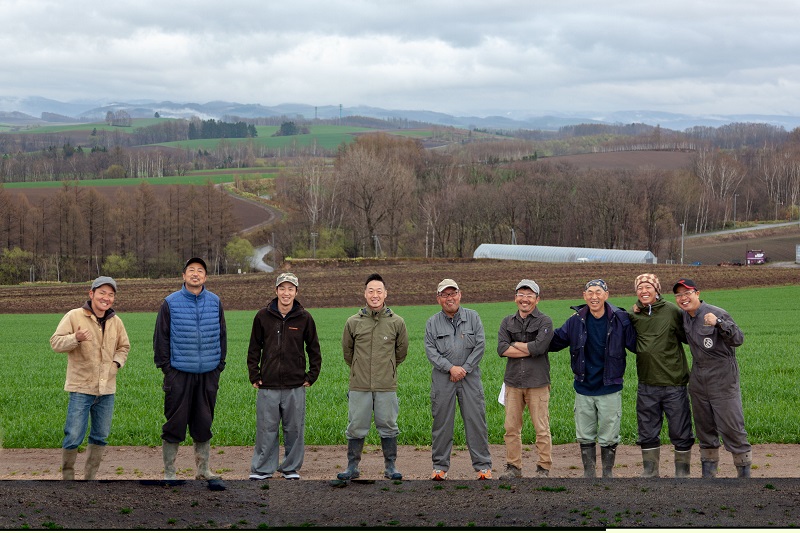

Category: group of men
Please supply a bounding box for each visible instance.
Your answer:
[50,259,752,484]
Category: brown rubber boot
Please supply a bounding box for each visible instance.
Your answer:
[61,448,78,481]
[84,444,105,480]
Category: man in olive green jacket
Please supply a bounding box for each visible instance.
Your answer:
[338,273,409,481]
[630,273,693,479]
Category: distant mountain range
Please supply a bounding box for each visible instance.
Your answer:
[2,95,800,131]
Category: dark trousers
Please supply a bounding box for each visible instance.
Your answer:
[636,383,695,451]
[161,368,220,443]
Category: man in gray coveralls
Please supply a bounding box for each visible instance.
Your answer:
[425,278,492,480]
[673,278,751,478]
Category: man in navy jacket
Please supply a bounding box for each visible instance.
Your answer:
[549,279,636,478]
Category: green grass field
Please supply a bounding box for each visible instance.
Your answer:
[1,286,797,449]
[154,125,377,151]
[7,118,173,135]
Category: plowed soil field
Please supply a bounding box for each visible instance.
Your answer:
[0,259,796,313]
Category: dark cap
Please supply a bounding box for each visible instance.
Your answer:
[183,257,208,272]
[91,276,117,292]
[672,278,698,293]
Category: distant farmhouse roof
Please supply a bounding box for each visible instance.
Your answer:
[473,244,657,264]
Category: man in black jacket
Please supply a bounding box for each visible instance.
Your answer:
[247,272,322,481]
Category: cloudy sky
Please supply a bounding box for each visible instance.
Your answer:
[3,0,800,117]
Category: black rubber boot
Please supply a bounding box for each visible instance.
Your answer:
[381,437,402,480]
[580,443,596,479]
[337,438,365,480]
[733,451,752,478]
[700,448,719,479]
[601,444,617,479]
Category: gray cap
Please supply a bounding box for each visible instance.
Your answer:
[515,279,540,295]
[91,276,117,292]
[275,272,299,287]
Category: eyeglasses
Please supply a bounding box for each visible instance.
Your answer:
[674,290,697,300]
[515,293,537,299]
[438,291,459,299]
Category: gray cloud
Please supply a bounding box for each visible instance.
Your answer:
[2,0,799,116]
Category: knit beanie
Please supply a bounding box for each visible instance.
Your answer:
[634,273,661,294]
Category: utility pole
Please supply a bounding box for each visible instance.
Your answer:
[733,193,739,228]
[311,232,318,258]
[680,223,685,265]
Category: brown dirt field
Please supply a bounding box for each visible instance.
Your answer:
[6,184,273,234]
[685,224,800,265]
[0,259,796,314]
[542,150,694,171]
[2,444,799,528]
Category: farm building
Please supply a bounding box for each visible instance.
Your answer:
[473,244,658,264]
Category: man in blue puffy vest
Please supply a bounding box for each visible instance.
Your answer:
[154,257,227,490]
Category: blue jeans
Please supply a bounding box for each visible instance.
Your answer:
[62,392,115,449]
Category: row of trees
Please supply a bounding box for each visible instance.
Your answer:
[272,133,800,262]
[0,182,244,284]
[187,119,257,140]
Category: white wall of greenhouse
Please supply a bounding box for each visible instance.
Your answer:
[473,244,657,264]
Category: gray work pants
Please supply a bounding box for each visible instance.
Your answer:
[430,369,492,471]
[345,391,399,439]
[250,387,306,475]
[689,384,751,454]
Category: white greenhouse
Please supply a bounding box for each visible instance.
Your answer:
[473,244,657,264]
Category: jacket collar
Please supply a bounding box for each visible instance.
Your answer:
[515,306,541,322]
[635,295,665,316]
[268,297,303,317]
[571,302,614,320]
[180,284,205,299]
[360,306,392,318]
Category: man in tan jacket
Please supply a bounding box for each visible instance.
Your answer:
[50,276,130,481]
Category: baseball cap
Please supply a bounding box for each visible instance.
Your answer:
[672,278,698,293]
[183,257,207,272]
[516,279,540,295]
[91,276,117,292]
[584,279,608,292]
[437,279,459,293]
[276,272,299,287]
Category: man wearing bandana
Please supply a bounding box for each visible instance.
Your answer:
[549,279,637,478]
[630,273,694,478]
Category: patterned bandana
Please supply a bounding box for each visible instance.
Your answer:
[584,279,608,292]
[634,273,661,294]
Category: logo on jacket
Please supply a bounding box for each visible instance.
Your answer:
[703,338,713,349]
